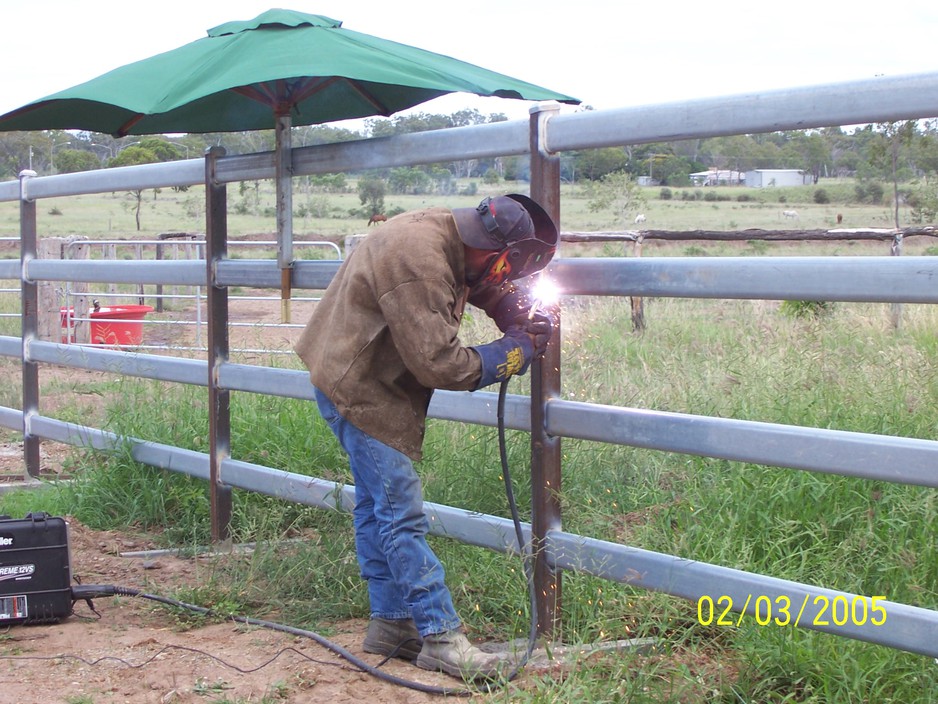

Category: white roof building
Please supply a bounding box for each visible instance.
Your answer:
[744,169,811,188]
[690,169,745,186]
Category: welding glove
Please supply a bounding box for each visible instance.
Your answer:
[471,280,535,333]
[523,312,554,357]
[471,327,534,390]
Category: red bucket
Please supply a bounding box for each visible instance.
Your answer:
[61,304,153,346]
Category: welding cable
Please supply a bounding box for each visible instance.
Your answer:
[71,583,471,697]
[493,377,541,682]
[66,381,540,696]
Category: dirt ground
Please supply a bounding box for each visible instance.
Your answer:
[0,517,498,704]
[0,299,488,704]
[0,287,655,703]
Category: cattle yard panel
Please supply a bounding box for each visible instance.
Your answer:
[0,237,341,353]
[1,74,938,655]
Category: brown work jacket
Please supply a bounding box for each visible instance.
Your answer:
[295,207,511,461]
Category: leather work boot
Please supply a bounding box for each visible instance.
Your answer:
[415,629,508,680]
[362,617,423,661]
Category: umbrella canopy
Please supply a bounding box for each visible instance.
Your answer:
[2,9,579,321]
[0,9,579,135]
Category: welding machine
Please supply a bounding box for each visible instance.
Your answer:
[0,512,72,624]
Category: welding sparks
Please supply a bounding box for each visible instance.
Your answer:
[528,276,560,319]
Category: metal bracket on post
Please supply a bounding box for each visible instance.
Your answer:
[205,147,233,545]
[534,101,562,159]
[528,102,563,640]
[276,112,294,324]
[19,170,40,479]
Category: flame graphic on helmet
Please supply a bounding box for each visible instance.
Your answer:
[480,249,512,287]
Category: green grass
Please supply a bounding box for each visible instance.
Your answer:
[4,295,937,702]
[0,178,924,242]
[2,180,937,702]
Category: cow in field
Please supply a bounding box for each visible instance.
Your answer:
[634,213,646,224]
[368,213,387,226]
[782,210,799,219]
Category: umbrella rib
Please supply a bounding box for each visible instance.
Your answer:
[230,77,391,118]
[233,84,278,107]
[290,76,336,104]
[116,113,146,138]
[232,78,334,115]
[343,79,392,116]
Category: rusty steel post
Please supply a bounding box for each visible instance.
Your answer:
[528,103,563,639]
[19,170,40,478]
[205,147,232,543]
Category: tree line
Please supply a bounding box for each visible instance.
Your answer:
[2,108,937,221]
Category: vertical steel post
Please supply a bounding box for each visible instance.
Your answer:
[19,170,40,478]
[205,147,232,543]
[528,103,563,638]
[155,242,164,313]
[275,112,294,324]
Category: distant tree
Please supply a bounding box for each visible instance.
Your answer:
[309,173,348,193]
[388,167,432,195]
[358,176,386,217]
[0,132,39,177]
[907,180,938,224]
[585,170,646,226]
[294,124,362,146]
[855,180,885,205]
[107,138,181,168]
[429,166,457,195]
[366,112,454,138]
[702,135,755,172]
[651,154,694,186]
[574,147,629,181]
[482,168,501,185]
[448,108,488,128]
[867,121,917,227]
[912,120,938,175]
[54,149,100,174]
[502,155,528,182]
[108,138,182,230]
[799,132,833,183]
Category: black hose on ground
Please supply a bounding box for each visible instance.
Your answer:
[67,380,540,695]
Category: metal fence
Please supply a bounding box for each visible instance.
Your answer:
[0,236,341,352]
[1,72,938,657]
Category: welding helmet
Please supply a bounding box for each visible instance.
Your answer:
[453,194,557,286]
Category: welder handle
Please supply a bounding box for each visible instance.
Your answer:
[522,314,553,357]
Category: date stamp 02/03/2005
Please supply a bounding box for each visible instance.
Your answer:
[697,594,888,629]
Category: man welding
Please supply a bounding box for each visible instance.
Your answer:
[295,194,557,680]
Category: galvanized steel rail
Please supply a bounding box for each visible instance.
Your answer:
[2,71,938,657]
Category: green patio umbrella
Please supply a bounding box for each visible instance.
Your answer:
[0,9,578,135]
[0,8,578,314]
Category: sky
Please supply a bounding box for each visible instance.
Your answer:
[3,0,938,130]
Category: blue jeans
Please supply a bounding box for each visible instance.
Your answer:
[314,387,461,637]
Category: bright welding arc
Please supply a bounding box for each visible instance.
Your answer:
[528,275,560,320]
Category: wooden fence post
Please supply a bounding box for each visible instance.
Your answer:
[36,237,90,343]
[630,234,646,332]
[36,238,62,342]
[890,232,903,330]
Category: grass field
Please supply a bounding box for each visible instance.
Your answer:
[0,177,925,243]
[1,175,937,702]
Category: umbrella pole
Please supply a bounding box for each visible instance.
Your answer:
[276,112,294,323]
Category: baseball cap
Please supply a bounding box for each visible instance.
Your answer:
[453,194,558,283]
[453,194,558,252]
